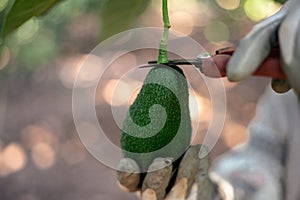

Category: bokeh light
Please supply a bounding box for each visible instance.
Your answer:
[102,78,142,107]
[108,53,137,77]
[0,46,10,70]
[0,0,8,12]
[31,142,56,170]
[170,11,194,35]
[21,123,57,171]
[216,0,240,10]
[158,0,208,34]
[103,79,132,107]
[21,125,56,148]
[76,122,99,147]
[59,54,104,89]
[168,0,200,14]
[227,7,245,21]
[61,138,86,165]
[204,21,230,42]
[189,91,204,122]
[59,55,84,89]
[16,18,40,44]
[76,54,103,85]
[128,86,142,105]
[0,143,27,176]
[244,0,282,22]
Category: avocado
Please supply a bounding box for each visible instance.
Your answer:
[121,66,192,172]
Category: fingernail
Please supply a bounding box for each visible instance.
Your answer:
[165,178,188,200]
[117,158,140,192]
[142,189,157,200]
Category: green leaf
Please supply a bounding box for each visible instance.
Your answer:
[1,0,63,38]
[100,0,151,40]
[0,0,15,42]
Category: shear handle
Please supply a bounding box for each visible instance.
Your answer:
[202,46,286,79]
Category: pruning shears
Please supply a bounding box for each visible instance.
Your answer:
[142,46,286,79]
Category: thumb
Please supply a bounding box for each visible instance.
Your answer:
[227,8,285,81]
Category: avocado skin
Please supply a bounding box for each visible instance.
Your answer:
[121,66,192,171]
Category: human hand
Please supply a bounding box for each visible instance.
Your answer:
[117,145,217,200]
[227,0,300,94]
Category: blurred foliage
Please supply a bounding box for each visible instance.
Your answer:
[0,0,285,78]
[0,0,14,40]
[100,0,151,40]
[0,0,151,77]
[2,0,64,38]
[1,0,151,41]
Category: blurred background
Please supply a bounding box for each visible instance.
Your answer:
[0,0,283,199]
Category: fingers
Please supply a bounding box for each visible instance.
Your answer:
[165,145,201,200]
[118,147,213,200]
[197,145,215,200]
[142,189,157,200]
[227,8,286,82]
[279,7,300,94]
[117,158,141,192]
[165,178,189,200]
[142,157,173,200]
[165,145,217,200]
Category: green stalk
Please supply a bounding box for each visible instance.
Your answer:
[158,0,171,64]
[162,0,170,28]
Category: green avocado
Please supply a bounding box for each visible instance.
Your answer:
[121,66,192,172]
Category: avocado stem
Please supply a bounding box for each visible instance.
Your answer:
[162,0,171,28]
[158,0,171,64]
